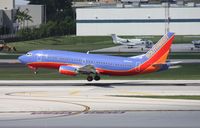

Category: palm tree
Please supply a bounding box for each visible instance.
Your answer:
[15,8,24,29]
[24,9,33,28]
[15,8,33,29]
[25,15,33,28]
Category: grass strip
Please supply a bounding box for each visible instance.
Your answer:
[111,95,200,100]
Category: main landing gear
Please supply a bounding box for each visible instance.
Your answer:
[87,76,93,82]
[94,75,100,81]
[87,75,101,82]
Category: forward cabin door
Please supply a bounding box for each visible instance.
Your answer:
[37,51,43,62]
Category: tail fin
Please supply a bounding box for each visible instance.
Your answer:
[145,32,175,64]
[111,34,120,44]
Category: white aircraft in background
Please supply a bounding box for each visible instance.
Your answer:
[111,34,154,48]
[192,40,200,48]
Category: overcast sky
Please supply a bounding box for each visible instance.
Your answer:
[15,0,28,5]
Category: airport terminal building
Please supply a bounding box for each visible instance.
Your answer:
[76,6,200,36]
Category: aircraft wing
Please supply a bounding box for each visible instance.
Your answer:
[78,65,97,74]
[59,64,97,76]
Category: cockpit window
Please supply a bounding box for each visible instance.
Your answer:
[26,53,32,56]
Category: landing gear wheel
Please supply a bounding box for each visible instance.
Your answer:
[87,76,93,82]
[28,66,38,75]
[34,71,38,74]
[94,75,100,81]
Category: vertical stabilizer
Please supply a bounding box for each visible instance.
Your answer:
[145,32,175,64]
[111,34,120,44]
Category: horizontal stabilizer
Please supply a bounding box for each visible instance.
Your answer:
[167,61,182,66]
[153,61,182,67]
[169,65,182,69]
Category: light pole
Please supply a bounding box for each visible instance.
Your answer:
[165,0,170,33]
[44,4,47,24]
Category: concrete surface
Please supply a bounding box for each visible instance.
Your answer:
[91,44,200,53]
[0,80,199,128]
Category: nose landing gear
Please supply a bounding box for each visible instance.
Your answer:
[34,70,38,74]
[28,66,38,74]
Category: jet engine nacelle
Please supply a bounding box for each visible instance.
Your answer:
[59,66,77,76]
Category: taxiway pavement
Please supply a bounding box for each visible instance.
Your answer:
[92,44,200,53]
[0,80,199,128]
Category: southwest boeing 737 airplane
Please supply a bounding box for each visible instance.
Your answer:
[18,32,176,81]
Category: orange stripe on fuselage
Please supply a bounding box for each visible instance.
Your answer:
[141,49,170,74]
[28,62,67,69]
[155,50,170,64]
[27,62,80,69]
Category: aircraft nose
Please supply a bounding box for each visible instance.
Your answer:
[18,55,27,64]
